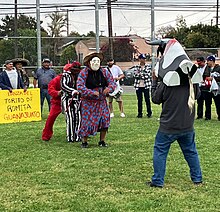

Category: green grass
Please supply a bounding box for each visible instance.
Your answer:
[0,94,219,211]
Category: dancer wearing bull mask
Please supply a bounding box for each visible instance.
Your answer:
[77,52,116,148]
[61,62,81,142]
[146,39,203,187]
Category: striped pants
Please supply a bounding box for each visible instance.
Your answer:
[62,97,81,142]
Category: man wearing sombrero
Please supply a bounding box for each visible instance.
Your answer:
[77,52,116,148]
[12,58,30,88]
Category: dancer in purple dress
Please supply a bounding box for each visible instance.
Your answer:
[77,52,116,148]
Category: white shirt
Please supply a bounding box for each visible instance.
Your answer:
[108,64,123,86]
[197,64,206,76]
[6,69,18,89]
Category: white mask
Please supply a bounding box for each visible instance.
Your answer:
[90,57,100,71]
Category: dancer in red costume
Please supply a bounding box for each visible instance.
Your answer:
[42,74,63,141]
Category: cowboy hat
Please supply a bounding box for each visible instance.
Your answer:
[11,58,29,66]
[83,52,104,65]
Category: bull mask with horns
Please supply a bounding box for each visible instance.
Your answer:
[146,38,202,86]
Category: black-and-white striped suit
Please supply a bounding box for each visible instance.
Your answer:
[61,72,81,142]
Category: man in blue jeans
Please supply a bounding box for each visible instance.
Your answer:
[147,39,202,188]
[148,81,203,188]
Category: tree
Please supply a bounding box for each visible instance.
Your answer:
[0,14,45,37]
[47,12,67,37]
[184,32,206,48]
[85,31,96,37]
[156,25,175,38]
[101,37,134,62]
[0,39,14,66]
[60,45,77,65]
[46,11,67,65]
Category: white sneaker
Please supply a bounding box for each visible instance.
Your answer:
[110,113,114,118]
[120,113,125,118]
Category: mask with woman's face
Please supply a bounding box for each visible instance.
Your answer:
[90,57,100,71]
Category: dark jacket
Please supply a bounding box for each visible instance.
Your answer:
[0,70,25,90]
[152,80,200,134]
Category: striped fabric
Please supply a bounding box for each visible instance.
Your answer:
[61,72,81,142]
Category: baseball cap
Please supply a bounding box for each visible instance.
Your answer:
[5,60,13,65]
[138,54,146,59]
[207,55,215,62]
[42,58,51,63]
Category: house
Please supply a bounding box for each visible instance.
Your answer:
[75,34,153,70]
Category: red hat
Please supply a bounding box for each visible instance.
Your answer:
[71,61,81,70]
[63,63,72,72]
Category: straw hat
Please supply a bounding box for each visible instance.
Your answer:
[83,52,104,65]
[11,58,29,66]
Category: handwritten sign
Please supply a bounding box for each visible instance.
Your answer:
[0,88,41,124]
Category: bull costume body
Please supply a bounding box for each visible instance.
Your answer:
[146,39,203,187]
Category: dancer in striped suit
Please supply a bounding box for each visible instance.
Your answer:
[61,62,81,142]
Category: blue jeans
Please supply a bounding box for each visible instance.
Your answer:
[40,89,51,113]
[152,130,202,186]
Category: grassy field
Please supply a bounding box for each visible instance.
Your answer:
[0,94,219,211]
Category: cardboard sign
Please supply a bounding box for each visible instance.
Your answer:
[0,88,41,124]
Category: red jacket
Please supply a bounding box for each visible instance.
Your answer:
[48,74,62,105]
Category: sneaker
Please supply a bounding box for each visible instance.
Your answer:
[110,113,114,118]
[194,181,203,186]
[120,113,125,118]
[137,115,142,118]
[81,142,88,148]
[98,140,108,147]
[146,181,163,188]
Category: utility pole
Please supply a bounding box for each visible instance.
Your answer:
[36,0,42,68]
[151,0,156,69]
[66,9,69,36]
[107,0,114,59]
[14,0,18,57]
[217,0,219,26]
[95,0,100,52]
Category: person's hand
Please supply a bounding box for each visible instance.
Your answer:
[94,91,99,97]
[24,87,27,92]
[58,90,63,96]
[114,77,120,81]
[72,90,79,96]
[9,88,12,93]
[152,71,157,80]
[103,88,110,95]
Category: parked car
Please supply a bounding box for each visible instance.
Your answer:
[121,64,152,86]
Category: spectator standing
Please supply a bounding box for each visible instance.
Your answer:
[77,52,116,148]
[205,55,220,121]
[42,74,63,141]
[196,56,213,120]
[0,60,26,91]
[61,62,81,142]
[12,58,30,88]
[107,58,125,118]
[33,58,56,113]
[133,54,152,118]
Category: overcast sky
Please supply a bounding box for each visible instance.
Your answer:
[0,0,217,37]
